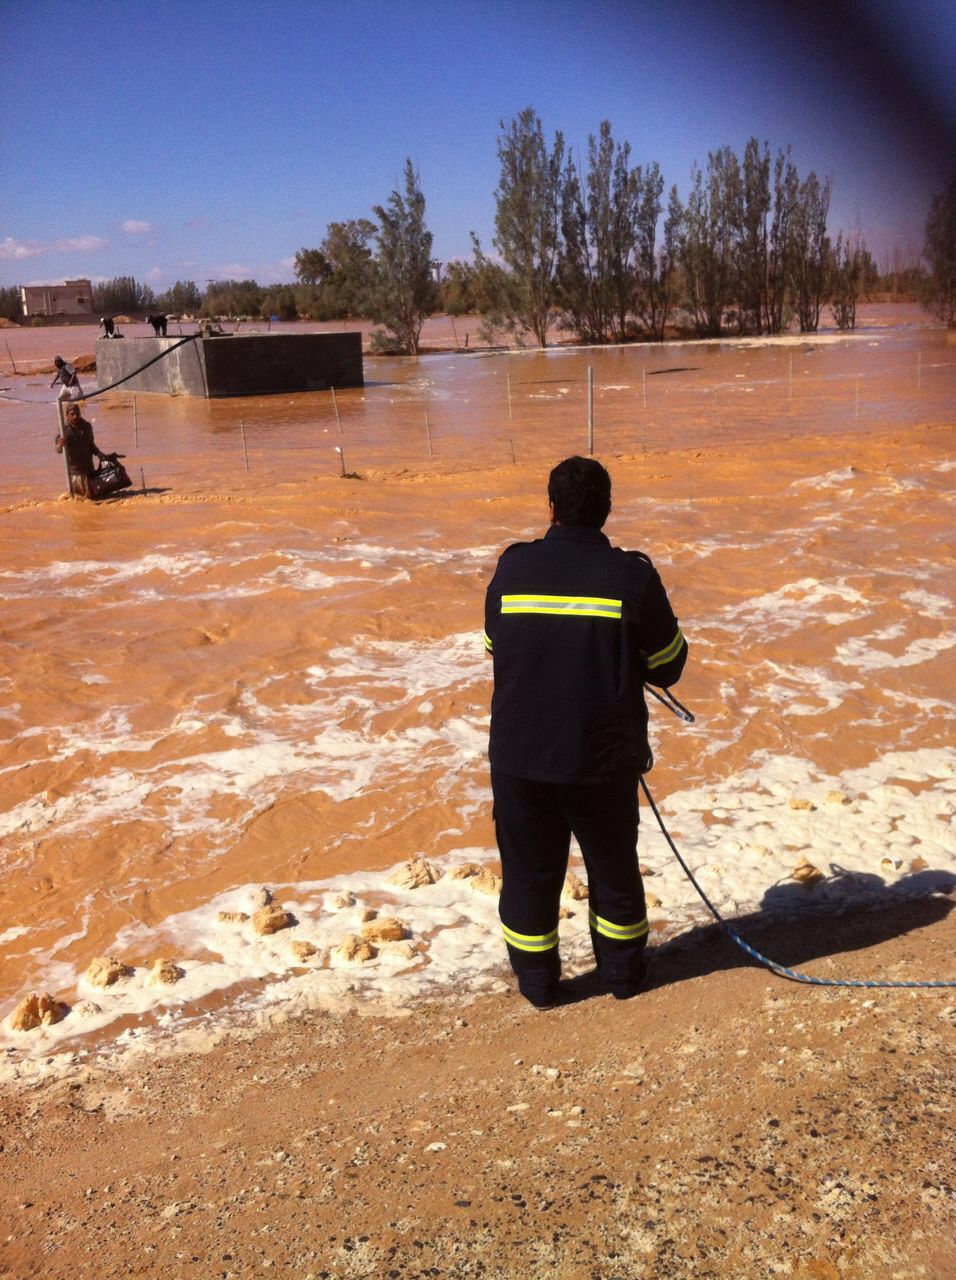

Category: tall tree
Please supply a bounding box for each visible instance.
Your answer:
[489,107,565,347]
[440,260,480,316]
[736,138,771,335]
[923,176,956,324]
[766,147,799,333]
[557,141,610,344]
[679,148,741,336]
[632,161,669,340]
[368,159,438,355]
[202,279,263,318]
[790,172,832,332]
[319,219,376,318]
[92,276,153,315]
[155,280,202,315]
[830,230,867,330]
[293,248,331,287]
[606,134,646,340]
[0,285,22,321]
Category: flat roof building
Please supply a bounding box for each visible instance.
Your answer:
[20,279,94,319]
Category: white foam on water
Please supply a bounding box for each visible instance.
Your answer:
[901,589,952,618]
[759,663,864,715]
[1,632,492,845]
[0,550,217,599]
[788,468,859,491]
[719,578,870,632]
[834,630,955,671]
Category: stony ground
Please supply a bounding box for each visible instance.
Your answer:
[1,898,953,1280]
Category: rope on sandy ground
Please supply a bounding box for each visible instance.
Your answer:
[640,691,956,988]
[0,334,199,406]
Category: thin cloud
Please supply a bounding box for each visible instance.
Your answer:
[0,238,42,260]
[0,234,108,259]
[50,235,109,252]
[121,220,152,234]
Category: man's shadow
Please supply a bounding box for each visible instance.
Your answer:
[563,866,955,1001]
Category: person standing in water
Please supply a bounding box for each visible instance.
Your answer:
[55,402,110,498]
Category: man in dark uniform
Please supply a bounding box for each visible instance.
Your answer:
[484,456,687,1008]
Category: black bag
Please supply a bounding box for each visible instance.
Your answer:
[91,456,133,499]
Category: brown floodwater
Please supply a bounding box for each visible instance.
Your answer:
[0,307,953,1063]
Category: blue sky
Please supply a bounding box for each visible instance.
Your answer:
[2,0,953,291]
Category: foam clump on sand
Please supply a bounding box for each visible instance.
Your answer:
[85,955,133,987]
[8,992,68,1032]
[449,863,501,894]
[361,916,406,943]
[252,903,295,936]
[334,934,377,963]
[387,857,443,889]
[148,958,184,985]
[290,940,320,962]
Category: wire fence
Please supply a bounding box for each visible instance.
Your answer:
[3,335,954,500]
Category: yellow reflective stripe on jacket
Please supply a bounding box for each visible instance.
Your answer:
[647,627,685,670]
[502,593,622,620]
[588,908,649,942]
[502,923,560,953]
[483,629,493,652]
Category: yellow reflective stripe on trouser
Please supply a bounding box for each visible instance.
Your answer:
[502,923,559,953]
[483,629,493,652]
[647,628,684,669]
[502,594,622,620]
[588,909,649,942]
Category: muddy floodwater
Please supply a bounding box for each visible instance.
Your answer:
[0,307,953,1072]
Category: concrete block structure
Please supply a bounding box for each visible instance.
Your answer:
[95,332,364,397]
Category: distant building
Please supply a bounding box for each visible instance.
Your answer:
[20,279,94,319]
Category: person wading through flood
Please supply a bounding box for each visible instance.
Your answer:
[483,456,688,1008]
[55,402,113,498]
[49,355,84,402]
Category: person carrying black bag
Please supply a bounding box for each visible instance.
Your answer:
[55,403,130,499]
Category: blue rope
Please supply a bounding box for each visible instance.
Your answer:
[639,775,956,989]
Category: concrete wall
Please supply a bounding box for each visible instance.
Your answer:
[95,332,364,397]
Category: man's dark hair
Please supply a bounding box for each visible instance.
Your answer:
[548,456,612,528]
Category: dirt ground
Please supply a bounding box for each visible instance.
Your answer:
[1,900,953,1280]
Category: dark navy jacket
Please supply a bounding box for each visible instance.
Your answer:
[484,524,687,783]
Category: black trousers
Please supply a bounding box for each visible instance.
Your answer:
[491,768,648,996]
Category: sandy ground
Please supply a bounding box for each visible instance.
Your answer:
[0,904,953,1280]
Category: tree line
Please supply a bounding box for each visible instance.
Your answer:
[2,120,953,347]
